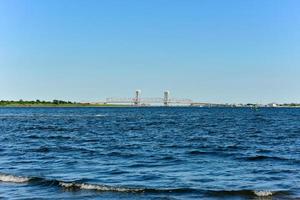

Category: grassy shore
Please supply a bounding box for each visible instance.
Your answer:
[0,100,125,107]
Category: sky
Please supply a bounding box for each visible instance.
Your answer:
[0,0,300,104]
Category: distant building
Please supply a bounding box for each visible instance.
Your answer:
[267,103,278,107]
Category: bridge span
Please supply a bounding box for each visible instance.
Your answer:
[106,90,192,106]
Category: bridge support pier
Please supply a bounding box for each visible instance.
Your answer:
[164,91,170,106]
[134,90,141,106]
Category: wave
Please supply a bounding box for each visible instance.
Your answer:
[0,173,145,193]
[243,155,290,162]
[0,174,30,183]
[254,190,273,197]
[59,182,144,192]
[0,173,290,197]
[206,189,276,197]
[95,114,106,117]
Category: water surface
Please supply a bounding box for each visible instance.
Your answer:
[0,107,299,199]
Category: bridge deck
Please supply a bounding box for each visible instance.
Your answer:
[106,97,192,104]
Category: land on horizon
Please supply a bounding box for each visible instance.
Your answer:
[1,100,300,108]
[0,100,121,107]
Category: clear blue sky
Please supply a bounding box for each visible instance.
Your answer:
[0,0,299,103]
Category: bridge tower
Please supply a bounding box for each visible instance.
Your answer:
[164,91,170,106]
[134,90,141,106]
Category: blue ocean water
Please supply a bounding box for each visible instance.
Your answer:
[0,107,299,200]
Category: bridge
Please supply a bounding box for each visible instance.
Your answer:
[106,90,192,106]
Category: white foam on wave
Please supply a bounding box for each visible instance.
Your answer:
[254,190,273,196]
[95,114,106,117]
[0,172,142,193]
[0,174,30,183]
[59,182,143,192]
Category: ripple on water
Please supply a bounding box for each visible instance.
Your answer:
[0,107,299,199]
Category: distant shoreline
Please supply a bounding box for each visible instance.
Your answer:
[1,100,300,108]
[0,100,126,107]
[0,104,127,108]
[1,105,300,108]
[0,105,129,108]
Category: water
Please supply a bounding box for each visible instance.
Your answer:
[0,107,299,200]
